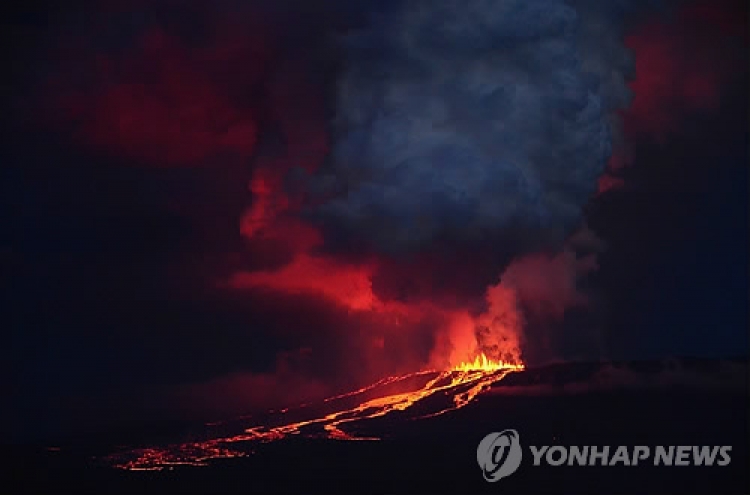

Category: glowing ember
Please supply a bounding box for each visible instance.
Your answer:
[109,440,252,471]
[105,354,524,471]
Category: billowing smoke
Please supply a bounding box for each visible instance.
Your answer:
[308,0,643,257]
[24,0,743,433]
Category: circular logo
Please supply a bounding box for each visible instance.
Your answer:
[477,429,522,482]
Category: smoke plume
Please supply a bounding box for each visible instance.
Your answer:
[24,0,743,430]
[308,0,643,257]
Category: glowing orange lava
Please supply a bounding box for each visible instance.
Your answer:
[451,353,523,372]
[105,354,524,471]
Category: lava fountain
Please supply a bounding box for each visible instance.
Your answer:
[105,354,524,471]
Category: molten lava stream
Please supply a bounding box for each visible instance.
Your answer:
[105,354,524,471]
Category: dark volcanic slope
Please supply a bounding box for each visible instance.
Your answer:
[7,358,749,495]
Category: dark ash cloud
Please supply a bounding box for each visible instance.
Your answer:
[307,0,650,256]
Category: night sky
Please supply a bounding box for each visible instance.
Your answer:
[3,0,748,444]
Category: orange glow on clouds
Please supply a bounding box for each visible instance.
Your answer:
[229,253,378,312]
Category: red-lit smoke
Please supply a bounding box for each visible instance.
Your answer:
[41,0,744,416]
[53,22,270,165]
[598,0,745,194]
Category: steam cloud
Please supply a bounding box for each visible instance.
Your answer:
[310,0,645,256]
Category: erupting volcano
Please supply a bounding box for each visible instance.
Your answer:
[106,354,524,471]
[6,0,746,492]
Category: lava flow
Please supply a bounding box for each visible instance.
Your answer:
[105,354,524,471]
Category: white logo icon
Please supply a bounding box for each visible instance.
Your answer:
[477,429,522,481]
